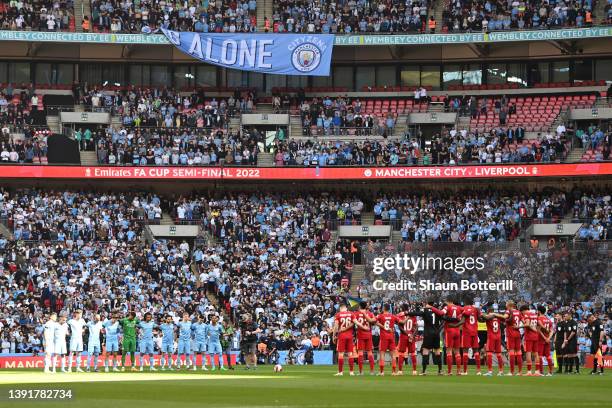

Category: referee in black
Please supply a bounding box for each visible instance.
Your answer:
[562,312,579,374]
[587,313,605,375]
[554,313,565,374]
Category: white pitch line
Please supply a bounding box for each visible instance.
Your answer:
[0,372,292,385]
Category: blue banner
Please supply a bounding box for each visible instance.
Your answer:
[161,29,334,76]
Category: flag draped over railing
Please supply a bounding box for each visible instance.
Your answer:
[161,29,334,76]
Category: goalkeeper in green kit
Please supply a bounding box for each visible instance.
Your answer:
[120,312,139,371]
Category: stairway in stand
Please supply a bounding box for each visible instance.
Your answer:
[433,0,446,33]
[257,152,274,167]
[79,150,98,166]
[73,0,91,32]
[349,264,366,292]
[160,211,176,226]
[256,0,273,31]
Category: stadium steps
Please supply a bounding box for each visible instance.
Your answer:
[433,0,445,33]
[360,212,375,225]
[79,150,98,166]
[456,115,471,129]
[143,225,155,245]
[394,114,409,137]
[229,117,241,134]
[74,0,91,33]
[391,230,402,243]
[566,146,586,162]
[349,264,366,291]
[161,211,176,226]
[256,103,274,113]
[257,152,274,167]
[111,116,122,128]
[46,115,61,134]
[289,115,303,138]
[594,0,608,24]
[0,221,14,240]
[257,0,272,30]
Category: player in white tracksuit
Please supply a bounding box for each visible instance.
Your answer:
[67,310,86,372]
[54,315,69,372]
[43,313,58,373]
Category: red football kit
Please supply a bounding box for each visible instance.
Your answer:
[353,310,375,351]
[505,309,523,351]
[433,305,463,348]
[537,315,552,357]
[397,313,417,354]
[486,317,503,353]
[485,316,504,372]
[334,310,355,353]
[377,312,398,352]
[433,304,463,374]
[461,306,480,349]
[537,315,554,374]
[522,310,540,353]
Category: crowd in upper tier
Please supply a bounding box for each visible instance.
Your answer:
[1,0,610,33]
[442,0,600,32]
[270,0,432,33]
[95,127,261,166]
[271,126,569,166]
[79,87,256,128]
[0,0,74,31]
[90,0,257,33]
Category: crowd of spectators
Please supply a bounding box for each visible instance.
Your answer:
[573,191,612,240]
[0,129,49,163]
[272,138,422,166]
[299,97,397,137]
[271,125,567,167]
[424,127,568,165]
[0,89,38,133]
[0,0,74,31]
[95,127,261,166]
[442,0,598,33]
[0,187,610,354]
[90,0,257,33]
[270,0,432,33]
[80,87,256,129]
[0,189,160,240]
[372,190,570,241]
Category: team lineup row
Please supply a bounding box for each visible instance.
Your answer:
[331,299,606,377]
[41,310,241,373]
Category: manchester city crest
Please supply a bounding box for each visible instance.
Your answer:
[291,43,322,73]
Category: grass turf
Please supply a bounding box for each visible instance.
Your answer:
[0,366,609,408]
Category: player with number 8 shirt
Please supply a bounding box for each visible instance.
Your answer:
[482,309,504,376]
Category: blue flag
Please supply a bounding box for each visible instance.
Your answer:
[162,29,334,76]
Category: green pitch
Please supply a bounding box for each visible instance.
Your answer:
[0,367,609,408]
